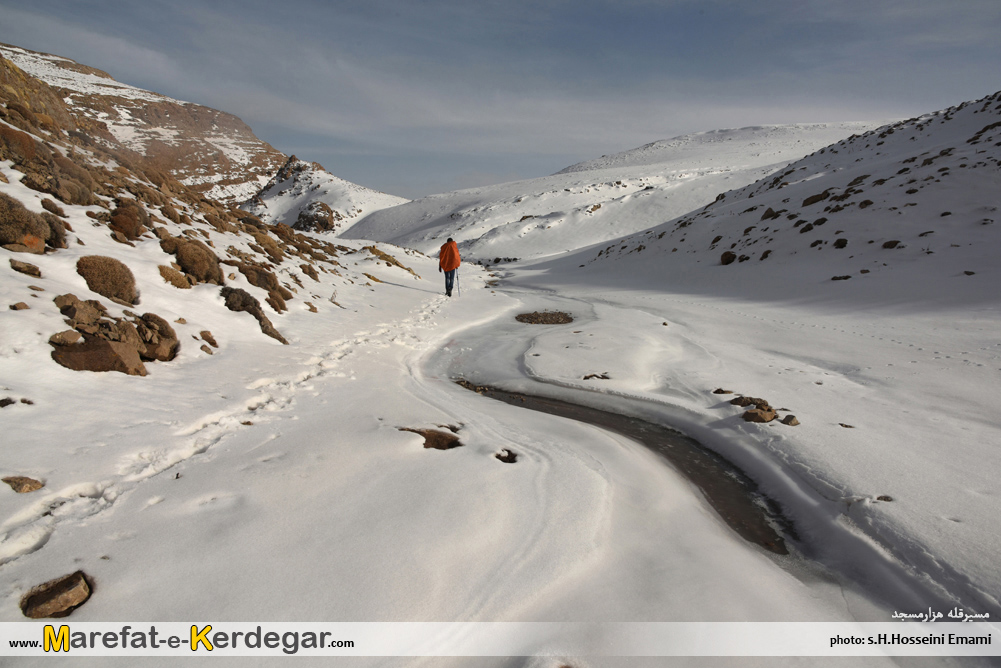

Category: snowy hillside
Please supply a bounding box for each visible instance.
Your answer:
[344,122,881,262]
[569,91,1001,300]
[240,155,408,232]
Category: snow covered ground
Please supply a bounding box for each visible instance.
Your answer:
[2,89,1000,666]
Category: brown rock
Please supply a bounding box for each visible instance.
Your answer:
[3,476,44,493]
[495,449,518,463]
[200,330,218,348]
[720,251,737,265]
[742,408,777,423]
[220,287,288,344]
[713,388,734,394]
[730,396,771,410]
[20,571,91,618]
[136,313,179,361]
[882,240,900,249]
[51,337,147,376]
[200,344,213,355]
[9,302,29,310]
[9,259,41,278]
[49,330,82,346]
[398,427,463,450]
[781,415,800,426]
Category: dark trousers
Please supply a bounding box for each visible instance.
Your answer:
[444,269,456,294]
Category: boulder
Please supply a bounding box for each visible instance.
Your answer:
[781,415,800,426]
[20,571,91,618]
[3,476,44,493]
[51,337,147,376]
[742,408,777,423]
[135,313,179,361]
[720,251,737,265]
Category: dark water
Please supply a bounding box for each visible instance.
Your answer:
[457,381,794,555]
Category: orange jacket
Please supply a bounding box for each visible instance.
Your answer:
[439,240,461,272]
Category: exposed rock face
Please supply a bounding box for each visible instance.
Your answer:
[20,571,92,618]
[0,43,286,204]
[49,294,180,374]
[294,201,340,232]
[220,287,288,344]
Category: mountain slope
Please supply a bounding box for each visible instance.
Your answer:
[240,155,408,233]
[343,122,881,262]
[0,42,288,205]
[560,91,1001,305]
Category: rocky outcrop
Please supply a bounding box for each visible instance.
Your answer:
[49,294,180,375]
[220,287,288,344]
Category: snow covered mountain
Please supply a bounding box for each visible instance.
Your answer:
[565,91,1001,301]
[343,122,882,261]
[240,155,408,232]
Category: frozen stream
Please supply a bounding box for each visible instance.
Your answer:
[421,285,962,622]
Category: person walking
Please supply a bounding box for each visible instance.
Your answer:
[438,238,461,297]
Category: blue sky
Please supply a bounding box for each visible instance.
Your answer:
[1,0,999,198]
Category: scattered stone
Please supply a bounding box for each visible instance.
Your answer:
[882,240,900,249]
[742,408,777,423]
[9,302,29,310]
[964,271,976,276]
[242,421,253,426]
[730,396,771,410]
[200,344,213,355]
[29,285,44,291]
[495,449,518,463]
[720,251,737,265]
[20,571,92,618]
[398,427,463,450]
[305,301,317,312]
[839,423,855,428]
[802,191,831,207]
[9,259,41,278]
[713,388,734,394]
[781,415,800,426]
[877,495,893,502]
[200,330,218,348]
[662,322,668,326]
[583,373,610,380]
[175,317,187,324]
[832,275,852,281]
[0,397,15,407]
[515,311,573,324]
[833,238,848,249]
[860,269,870,274]
[3,476,44,493]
